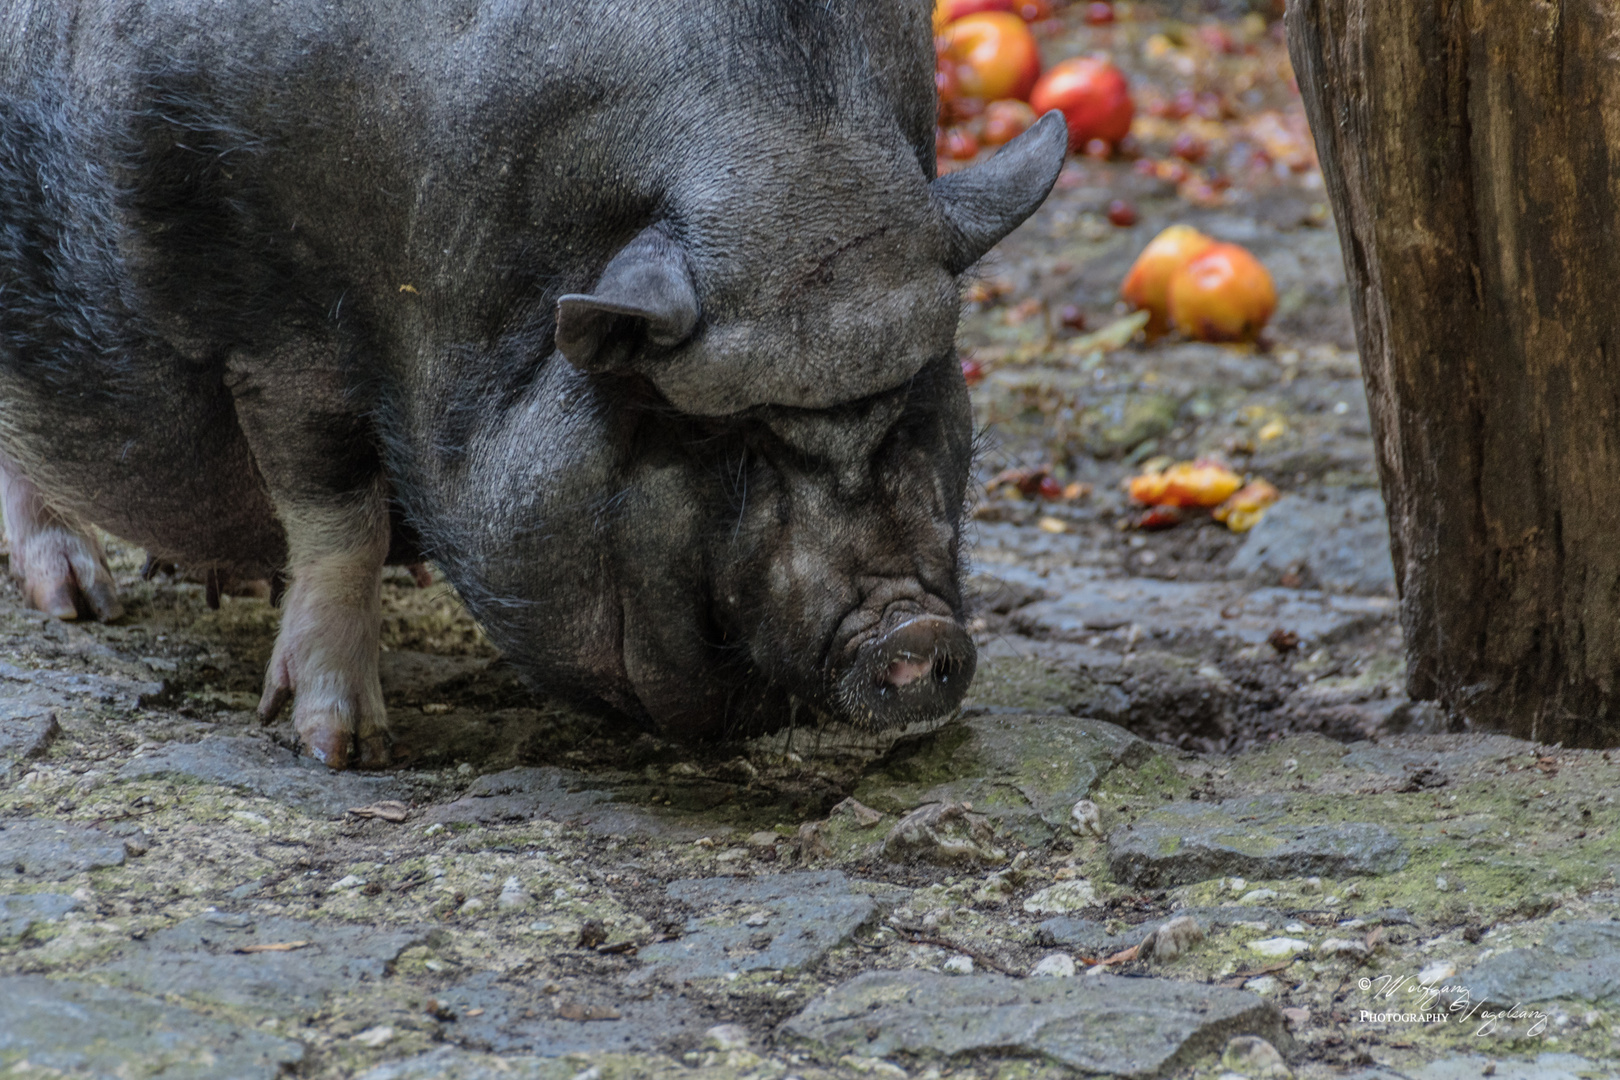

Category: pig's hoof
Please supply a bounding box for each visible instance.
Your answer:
[257,659,389,771]
[10,525,123,622]
[292,708,391,771]
[298,721,350,769]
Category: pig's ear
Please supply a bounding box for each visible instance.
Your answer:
[555,226,700,372]
[931,109,1068,275]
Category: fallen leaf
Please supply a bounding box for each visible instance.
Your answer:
[1065,310,1151,355]
[348,801,409,822]
[1098,944,1139,966]
[237,940,312,954]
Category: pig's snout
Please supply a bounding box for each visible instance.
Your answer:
[839,613,976,729]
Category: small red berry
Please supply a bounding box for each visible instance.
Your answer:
[961,357,985,385]
[1137,506,1184,530]
[1106,199,1138,227]
[941,127,980,160]
[1084,2,1115,25]
[1171,131,1207,163]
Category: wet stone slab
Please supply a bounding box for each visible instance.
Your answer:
[0,817,127,879]
[0,659,165,711]
[779,969,1289,1078]
[1404,1053,1618,1080]
[356,1048,585,1080]
[1004,568,1395,650]
[1227,490,1396,596]
[0,692,59,779]
[0,891,79,940]
[632,871,880,983]
[430,970,709,1055]
[428,766,712,839]
[1107,794,1407,888]
[91,911,428,1017]
[1340,734,1538,780]
[853,714,1153,844]
[116,734,412,817]
[0,974,305,1079]
[1452,921,1620,1009]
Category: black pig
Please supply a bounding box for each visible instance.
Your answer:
[0,0,1066,767]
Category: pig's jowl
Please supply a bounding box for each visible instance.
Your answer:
[0,1,1066,767]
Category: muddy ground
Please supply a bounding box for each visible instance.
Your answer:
[3,3,1618,1079]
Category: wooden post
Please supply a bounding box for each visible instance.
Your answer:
[1288,0,1620,746]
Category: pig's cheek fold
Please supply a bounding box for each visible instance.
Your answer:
[619,590,727,735]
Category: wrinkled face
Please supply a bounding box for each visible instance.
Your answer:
[582,352,976,739]
[705,353,977,733]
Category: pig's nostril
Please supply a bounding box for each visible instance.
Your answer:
[884,656,934,687]
[843,613,976,728]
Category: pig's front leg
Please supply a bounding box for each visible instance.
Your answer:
[256,488,390,769]
[0,450,123,621]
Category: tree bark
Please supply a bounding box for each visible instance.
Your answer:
[1287,0,1620,747]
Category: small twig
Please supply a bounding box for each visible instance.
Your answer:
[392,870,429,894]
[907,933,1022,977]
[1219,959,1295,987]
[237,940,311,954]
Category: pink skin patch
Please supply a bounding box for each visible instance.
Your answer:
[885,656,933,687]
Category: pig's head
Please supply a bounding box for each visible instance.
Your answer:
[467,113,1069,739]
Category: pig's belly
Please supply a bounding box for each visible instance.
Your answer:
[0,370,289,578]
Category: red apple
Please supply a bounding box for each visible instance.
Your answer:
[1028,57,1133,150]
[1167,243,1277,343]
[1120,224,1215,336]
[939,12,1042,102]
[934,0,1016,32]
